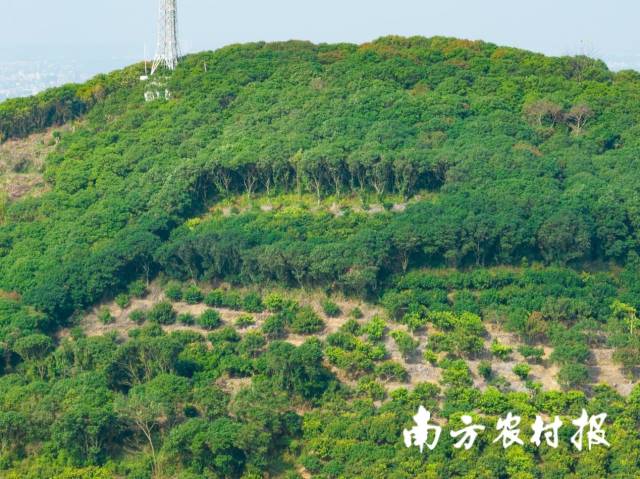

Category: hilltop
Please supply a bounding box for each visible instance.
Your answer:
[1,37,640,478]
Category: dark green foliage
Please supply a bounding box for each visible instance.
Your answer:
[197,309,222,330]
[518,344,545,362]
[2,37,640,477]
[490,340,513,360]
[478,360,493,380]
[98,307,114,325]
[148,301,177,325]
[235,313,255,328]
[513,363,531,380]
[182,285,204,305]
[164,281,183,302]
[242,292,264,313]
[290,307,325,334]
[321,299,341,317]
[390,330,419,359]
[128,280,148,299]
[178,313,196,325]
[375,361,408,382]
[128,309,147,325]
[262,314,287,339]
[349,307,364,319]
[115,293,130,309]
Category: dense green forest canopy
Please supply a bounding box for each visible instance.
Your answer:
[1,36,640,477]
[1,36,640,321]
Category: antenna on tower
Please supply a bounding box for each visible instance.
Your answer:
[151,0,180,75]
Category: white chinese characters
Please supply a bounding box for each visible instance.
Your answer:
[403,406,442,452]
[403,407,610,452]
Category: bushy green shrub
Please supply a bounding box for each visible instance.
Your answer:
[349,307,364,319]
[290,307,325,334]
[423,348,438,365]
[356,377,386,401]
[164,281,183,302]
[178,313,196,325]
[375,361,408,382]
[322,299,341,317]
[363,315,386,341]
[478,360,493,380]
[339,318,361,336]
[148,301,177,325]
[557,363,590,388]
[262,314,286,339]
[242,292,264,313]
[115,293,130,309]
[197,309,222,330]
[128,280,147,298]
[264,293,298,313]
[221,291,242,310]
[513,363,531,380]
[490,340,513,360]
[390,330,418,359]
[129,309,146,324]
[183,285,204,304]
[235,313,255,328]
[98,307,114,324]
[518,345,544,362]
[402,311,428,332]
[204,289,225,307]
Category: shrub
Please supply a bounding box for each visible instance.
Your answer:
[178,313,196,325]
[204,289,225,307]
[290,307,325,334]
[98,307,114,324]
[513,363,531,380]
[239,332,266,357]
[221,291,242,310]
[183,285,204,304]
[235,313,255,328]
[197,309,222,330]
[164,281,183,302]
[148,301,177,325]
[208,326,240,344]
[115,293,130,309]
[490,340,513,360]
[363,315,386,341]
[518,345,544,362]
[440,359,473,388]
[339,318,361,336]
[242,292,264,313]
[128,280,147,298]
[423,349,438,365]
[402,312,427,332]
[322,299,341,317]
[349,307,364,319]
[129,309,147,325]
[375,361,408,382]
[356,377,386,401]
[390,330,419,359]
[262,314,286,339]
[557,363,590,388]
[264,293,286,312]
[478,360,493,380]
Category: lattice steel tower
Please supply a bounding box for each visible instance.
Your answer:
[151,0,180,75]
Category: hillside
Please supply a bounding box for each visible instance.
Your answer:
[1,37,640,478]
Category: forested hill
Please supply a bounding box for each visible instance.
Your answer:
[1,35,640,325]
[5,37,640,478]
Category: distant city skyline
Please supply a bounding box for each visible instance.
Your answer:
[2,0,640,99]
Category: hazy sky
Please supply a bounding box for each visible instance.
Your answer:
[2,0,639,70]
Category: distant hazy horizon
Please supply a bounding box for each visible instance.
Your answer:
[2,0,639,99]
